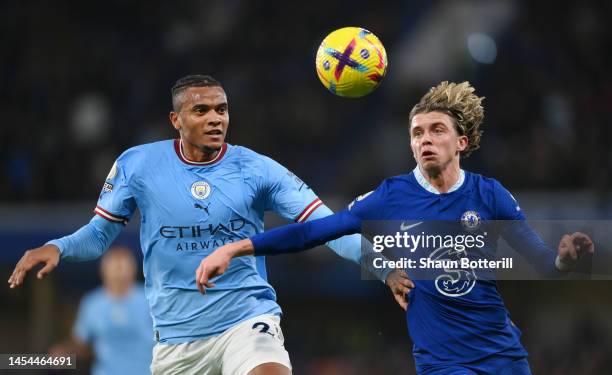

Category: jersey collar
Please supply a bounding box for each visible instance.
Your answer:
[413,167,465,194]
[174,139,227,166]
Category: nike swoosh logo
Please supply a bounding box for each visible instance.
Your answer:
[400,221,422,231]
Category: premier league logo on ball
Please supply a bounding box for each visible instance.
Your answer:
[461,210,481,231]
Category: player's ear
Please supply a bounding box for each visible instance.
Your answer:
[457,135,468,152]
[169,111,181,130]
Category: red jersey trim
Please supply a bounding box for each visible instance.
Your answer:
[94,206,128,224]
[296,198,323,222]
[174,139,227,166]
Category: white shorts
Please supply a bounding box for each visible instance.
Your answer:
[151,314,291,375]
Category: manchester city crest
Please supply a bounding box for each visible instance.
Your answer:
[191,181,212,200]
[461,210,481,231]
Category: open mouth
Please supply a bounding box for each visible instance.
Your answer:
[421,150,436,158]
[206,130,223,136]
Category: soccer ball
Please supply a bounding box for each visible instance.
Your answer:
[315,27,388,98]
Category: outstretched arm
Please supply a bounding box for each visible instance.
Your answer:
[254,209,361,256]
[267,204,405,291]
[195,210,415,310]
[494,182,594,276]
[501,221,594,276]
[8,215,123,288]
[195,210,359,293]
[308,204,363,264]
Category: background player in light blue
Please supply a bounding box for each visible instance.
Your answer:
[8,74,406,375]
[50,246,153,375]
[197,81,595,375]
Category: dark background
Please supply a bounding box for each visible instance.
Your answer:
[1,0,611,374]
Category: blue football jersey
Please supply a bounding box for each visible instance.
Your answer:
[95,140,321,343]
[74,284,154,375]
[251,167,557,373]
[348,169,528,373]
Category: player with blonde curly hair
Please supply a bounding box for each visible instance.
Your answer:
[409,81,484,157]
[407,81,484,191]
[197,81,594,374]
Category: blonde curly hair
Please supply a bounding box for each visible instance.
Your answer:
[409,81,485,158]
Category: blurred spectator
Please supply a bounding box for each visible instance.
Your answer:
[50,247,153,375]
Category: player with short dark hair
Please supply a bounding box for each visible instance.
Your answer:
[9,74,407,375]
[196,81,594,375]
[171,74,222,112]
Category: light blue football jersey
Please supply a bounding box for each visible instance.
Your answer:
[95,140,322,344]
[74,284,154,375]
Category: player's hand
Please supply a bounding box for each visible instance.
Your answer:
[556,232,595,271]
[195,239,256,294]
[195,247,232,294]
[8,244,61,288]
[385,269,414,311]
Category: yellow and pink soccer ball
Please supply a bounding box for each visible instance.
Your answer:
[315,27,388,98]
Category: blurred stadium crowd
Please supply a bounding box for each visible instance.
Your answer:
[1,1,611,202]
[1,0,611,374]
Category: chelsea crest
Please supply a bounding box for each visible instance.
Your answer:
[461,210,481,231]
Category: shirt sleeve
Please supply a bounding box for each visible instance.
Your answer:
[309,203,392,282]
[94,153,137,225]
[494,181,563,277]
[47,215,123,261]
[304,188,380,264]
[307,204,362,263]
[493,180,525,221]
[256,157,392,279]
[252,186,382,255]
[260,156,321,222]
[251,208,362,255]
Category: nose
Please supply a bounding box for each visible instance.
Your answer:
[420,132,433,146]
[207,115,222,127]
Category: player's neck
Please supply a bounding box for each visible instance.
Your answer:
[181,140,220,163]
[105,283,133,298]
[419,162,461,193]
